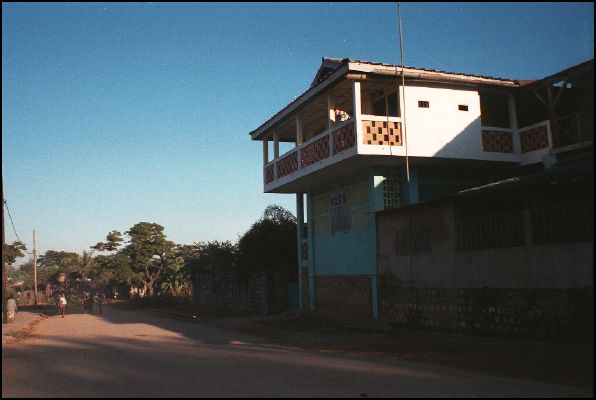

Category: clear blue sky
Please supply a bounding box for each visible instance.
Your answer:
[2,2,594,258]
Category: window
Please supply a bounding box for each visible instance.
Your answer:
[455,211,524,251]
[372,91,400,117]
[418,100,430,108]
[383,174,402,210]
[458,104,469,111]
[313,194,331,235]
[314,185,370,235]
[531,201,593,245]
[330,192,349,233]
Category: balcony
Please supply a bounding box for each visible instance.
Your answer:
[263,114,557,193]
[264,119,357,190]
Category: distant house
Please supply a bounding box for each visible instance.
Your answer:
[249,58,593,340]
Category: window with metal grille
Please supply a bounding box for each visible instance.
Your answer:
[418,100,430,108]
[383,174,402,210]
[530,201,593,245]
[347,184,369,229]
[313,194,331,235]
[313,185,369,235]
[331,192,349,233]
[458,104,469,111]
[455,211,525,251]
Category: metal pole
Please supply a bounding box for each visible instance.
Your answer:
[2,177,7,324]
[33,230,38,305]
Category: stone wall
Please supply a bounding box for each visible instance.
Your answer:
[193,270,288,315]
[314,275,372,321]
[379,286,593,343]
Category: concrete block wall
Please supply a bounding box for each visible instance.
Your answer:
[193,270,288,315]
[314,275,372,321]
[379,286,593,343]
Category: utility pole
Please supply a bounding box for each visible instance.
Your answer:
[33,230,38,305]
[2,177,7,324]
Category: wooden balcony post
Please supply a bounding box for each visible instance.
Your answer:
[352,81,362,151]
[327,92,336,129]
[296,114,303,171]
[273,131,280,159]
[263,135,269,165]
[296,114,303,145]
[508,94,521,154]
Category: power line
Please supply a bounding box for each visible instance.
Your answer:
[3,199,23,244]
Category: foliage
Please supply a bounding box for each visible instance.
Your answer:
[158,261,192,297]
[94,222,180,296]
[237,205,297,281]
[87,253,134,286]
[191,241,237,273]
[3,241,28,266]
[37,250,81,272]
[91,230,123,252]
[7,261,32,288]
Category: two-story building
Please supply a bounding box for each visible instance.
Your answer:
[249,57,593,338]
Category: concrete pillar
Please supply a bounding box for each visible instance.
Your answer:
[306,191,316,311]
[296,193,304,309]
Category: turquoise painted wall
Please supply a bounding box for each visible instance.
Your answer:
[309,172,380,277]
[313,226,377,275]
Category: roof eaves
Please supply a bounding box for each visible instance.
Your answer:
[346,59,519,86]
[249,63,349,140]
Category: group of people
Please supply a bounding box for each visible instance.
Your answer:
[54,291,105,318]
[82,292,105,315]
[4,290,108,321]
[128,286,146,300]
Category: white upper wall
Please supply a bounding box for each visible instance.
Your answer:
[358,84,519,163]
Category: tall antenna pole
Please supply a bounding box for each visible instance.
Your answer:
[398,3,415,286]
[33,230,38,305]
[2,177,7,324]
[397,2,410,183]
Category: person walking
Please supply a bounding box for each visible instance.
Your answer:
[93,292,103,314]
[57,291,67,318]
[82,293,93,314]
[7,294,18,323]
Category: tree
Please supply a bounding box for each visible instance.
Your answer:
[237,205,297,281]
[95,222,179,297]
[88,253,133,286]
[35,250,81,289]
[91,230,123,252]
[37,250,80,272]
[3,241,27,267]
[191,241,237,273]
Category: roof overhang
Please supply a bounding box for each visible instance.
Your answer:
[249,58,520,141]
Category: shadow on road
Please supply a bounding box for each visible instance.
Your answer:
[3,307,593,398]
[9,303,594,391]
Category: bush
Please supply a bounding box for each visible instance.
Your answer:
[237,205,297,281]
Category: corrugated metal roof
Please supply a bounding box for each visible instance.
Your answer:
[336,58,518,85]
[249,57,520,138]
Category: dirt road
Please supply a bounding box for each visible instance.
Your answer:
[2,305,592,397]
